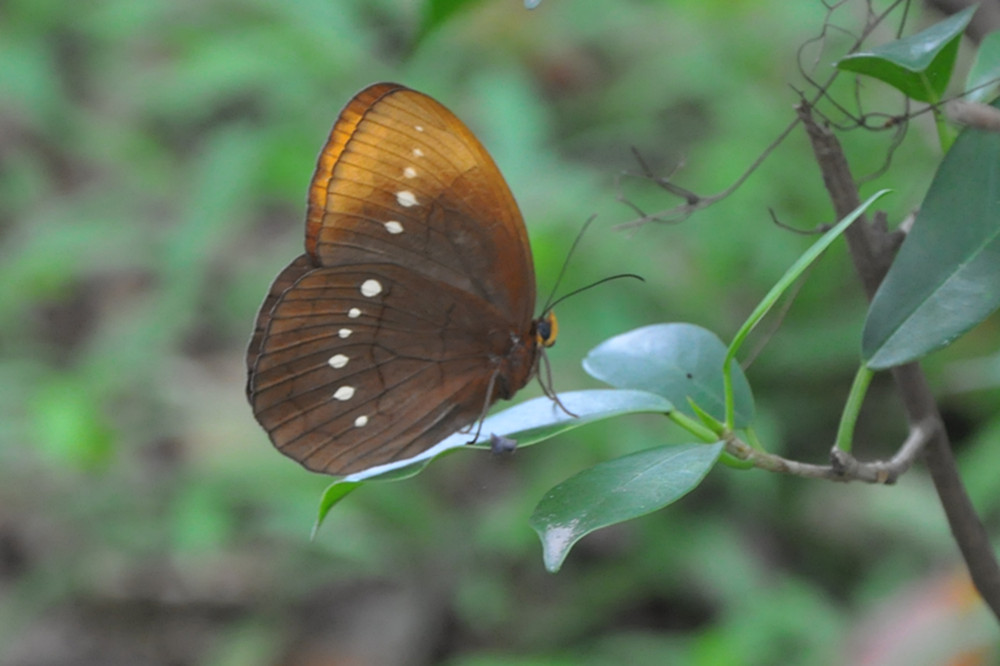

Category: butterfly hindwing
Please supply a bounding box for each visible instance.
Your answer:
[249,260,525,475]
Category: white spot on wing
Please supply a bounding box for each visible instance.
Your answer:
[360,279,382,298]
[354,415,368,427]
[338,328,352,338]
[412,148,424,157]
[384,220,404,234]
[415,125,424,132]
[328,354,349,369]
[348,307,361,318]
[403,166,417,179]
[333,386,355,401]
[396,190,417,207]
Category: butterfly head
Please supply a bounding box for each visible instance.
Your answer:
[535,311,558,348]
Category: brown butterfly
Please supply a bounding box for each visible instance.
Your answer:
[246,83,555,476]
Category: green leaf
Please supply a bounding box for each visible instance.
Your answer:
[350,388,673,481]
[862,96,1000,369]
[836,6,975,103]
[530,441,724,572]
[726,190,890,363]
[723,189,888,426]
[312,389,674,533]
[312,481,362,539]
[966,30,1000,103]
[583,323,754,427]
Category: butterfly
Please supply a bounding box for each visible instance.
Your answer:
[246,83,555,475]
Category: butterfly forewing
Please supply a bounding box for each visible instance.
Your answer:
[306,85,534,324]
[248,83,541,476]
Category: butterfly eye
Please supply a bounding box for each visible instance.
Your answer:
[536,312,558,348]
[246,83,551,476]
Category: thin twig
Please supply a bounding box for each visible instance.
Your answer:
[614,116,803,230]
[615,0,910,231]
[726,419,935,483]
[828,418,938,483]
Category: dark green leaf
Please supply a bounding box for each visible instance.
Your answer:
[583,323,755,427]
[530,441,724,572]
[836,6,974,102]
[863,96,1000,369]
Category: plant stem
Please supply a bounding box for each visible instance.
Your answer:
[797,100,1000,622]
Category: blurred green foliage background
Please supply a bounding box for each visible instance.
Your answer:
[2,0,999,664]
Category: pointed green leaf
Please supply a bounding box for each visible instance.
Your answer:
[311,389,673,532]
[312,481,361,538]
[863,96,1000,369]
[530,442,724,572]
[836,6,974,102]
[583,323,754,427]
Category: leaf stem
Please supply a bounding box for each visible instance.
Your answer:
[669,410,722,443]
[834,364,875,453]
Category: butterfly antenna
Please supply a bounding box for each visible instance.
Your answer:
[541,214,598,313]
[535,214,641,420]
[546,273,644,312]
[540,215,644,313]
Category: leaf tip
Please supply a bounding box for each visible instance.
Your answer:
[531,516,582,573]
[537,522,578,573]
